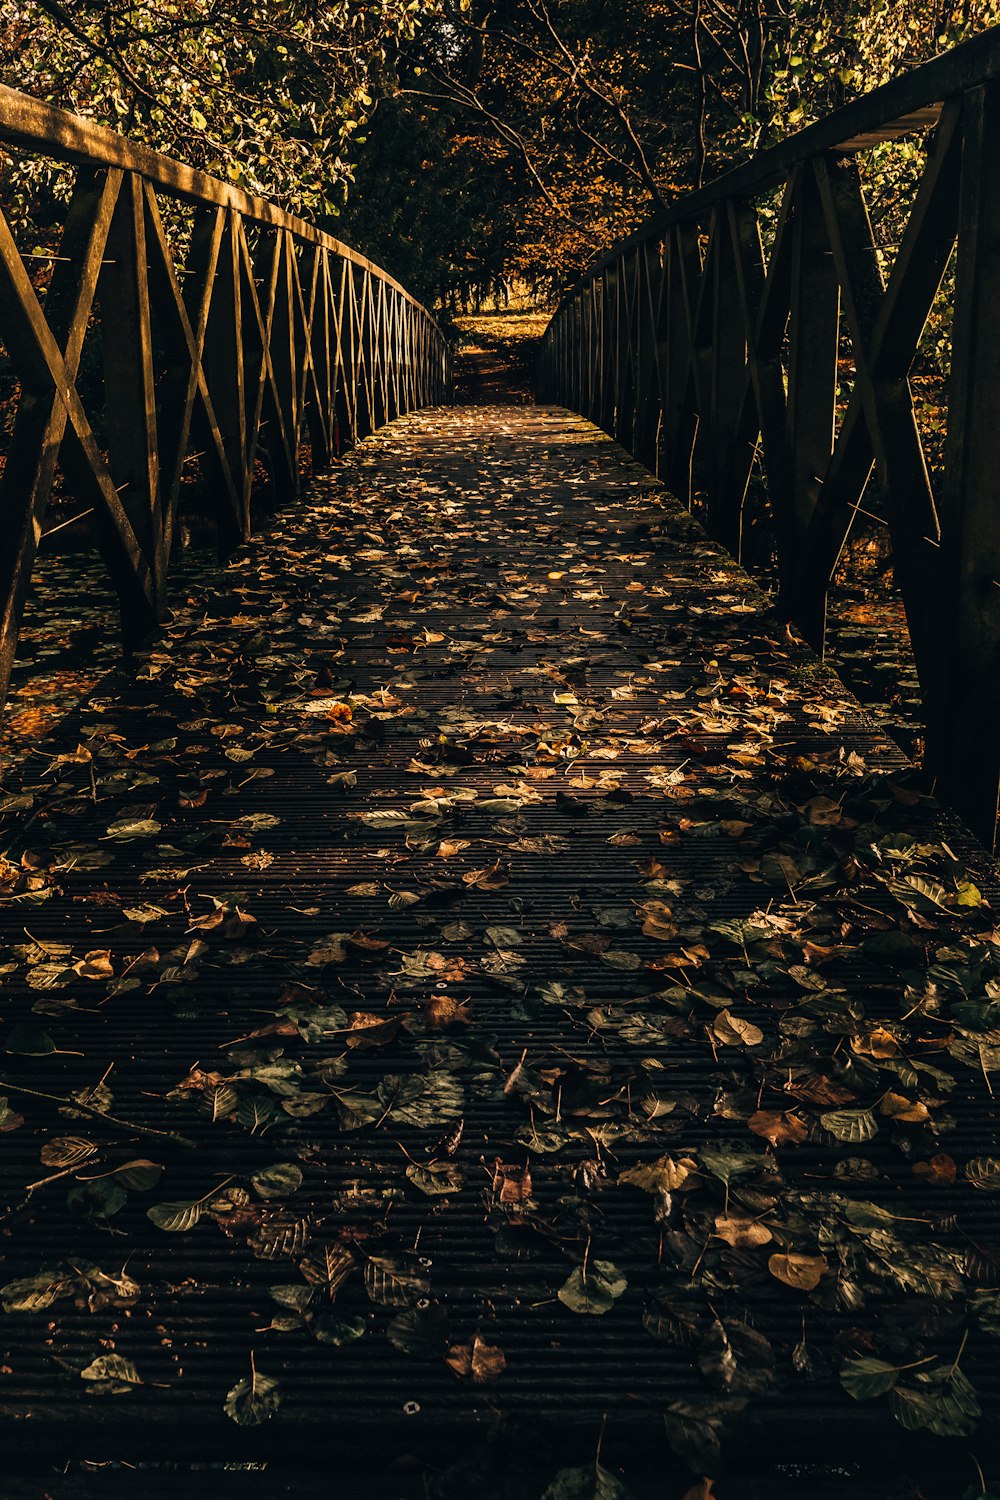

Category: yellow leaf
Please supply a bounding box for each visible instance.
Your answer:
[768,1252,828,1291]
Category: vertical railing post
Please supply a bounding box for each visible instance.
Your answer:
[782,163,840,616]
[101,170,166,629]
[706,200,747,552]
[936,80,1000,846]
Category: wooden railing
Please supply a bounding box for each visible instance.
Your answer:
[0,87,451,713]
[537,28,1000,846]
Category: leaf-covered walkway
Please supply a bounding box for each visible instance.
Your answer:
[1,404,999,1492]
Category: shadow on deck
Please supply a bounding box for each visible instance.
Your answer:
[0,405,998,1497]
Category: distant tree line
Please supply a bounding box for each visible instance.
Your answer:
[1,1,999,306]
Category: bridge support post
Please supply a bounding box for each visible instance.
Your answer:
[935,80,1000,848]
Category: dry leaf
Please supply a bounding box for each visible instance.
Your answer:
[446,1330,506,1383]
[768,1252,828,1291]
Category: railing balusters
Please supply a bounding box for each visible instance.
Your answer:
[537,29,1000,845]
[0,85,450,739]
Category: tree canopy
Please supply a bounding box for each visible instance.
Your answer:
[2,0,1000,304]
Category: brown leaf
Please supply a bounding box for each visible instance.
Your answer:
[73,949,114,980]
[682,1482,716,1500]
[462,863,508,890]
[804,795,842,826]
[618,1155,696,1193]
[446,1330,506,1383]
[747,1109,808,1147]
[783,1073,855,1108]
[768,1252,828,1291]
[345,1012,402,1049]
[714,1213,773,1248]
[912,1153,957,1187]
[879,1091,931,1123]
[493,1160,533,1205]
[641,901,677,941]
[713,1009,764,1047]
[425,994,471,1030]
[851,1025,899,1059]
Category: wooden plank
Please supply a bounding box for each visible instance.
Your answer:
[722,189,794,567]
[661,226,699,502]
[705,202,746,552]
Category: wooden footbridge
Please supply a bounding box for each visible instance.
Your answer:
[4,33,1000,1500]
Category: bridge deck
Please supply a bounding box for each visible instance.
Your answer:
[1,404,998,1492]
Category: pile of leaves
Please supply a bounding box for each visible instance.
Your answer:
[0,404,998,1486]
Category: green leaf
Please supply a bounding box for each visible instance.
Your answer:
[224,1367,282,1425]
[386,1303,449,1357]
[252,1162,303,1199]
[405,1161,464,1195]
[5,1022,56,1055]
[541,1462,636,1499]
[557,1260,627,1316]
[840,1356,900,1400]
[147,1199,203,1233]
[363,1254,430,1308]
[105,817,161,840]
[820,1107,879,1143]
[2,1270,74,1314]
[80,1354,142,1394]
[313,1313,367,1346]
[966,1156,1000,1190]
[698,1145,765,1185]
[66,1179,126,1220]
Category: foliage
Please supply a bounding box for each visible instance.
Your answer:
[0,0,441,219]
[2,1,1000,302]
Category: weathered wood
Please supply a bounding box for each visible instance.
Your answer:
[937,80,1000,844]
[538,35,1000,843]
[0,168,124,700]
[0,84,448,735]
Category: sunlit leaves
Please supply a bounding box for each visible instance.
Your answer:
[446,1330,506,1383]
[767,1252,828,1292]
[147,1200,203,1233]
[80,1354,142,1395]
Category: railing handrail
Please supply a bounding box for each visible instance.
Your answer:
[537,24,1000,845]
[0,84,451,734]
[549,24,1000,316]
[0,83,436,321]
